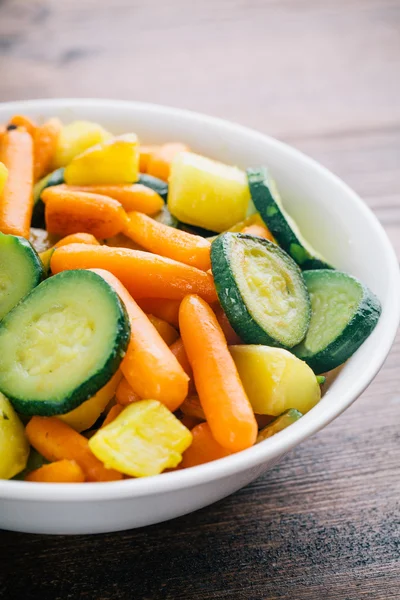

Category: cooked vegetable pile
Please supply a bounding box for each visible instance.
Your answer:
[0,116,381,483]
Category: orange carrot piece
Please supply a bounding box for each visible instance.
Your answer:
[139,144,161,173]
[116,377,141,406]
[0,125,6,142]
[89,269,189,411]
[180,395,205,420]
[55,232,100,248]
[0,128,33,238]
[8,114,37,137]
[147,143,189,181]
[26,417,123,482]
[43,187,127,239]
[102,405,123,428]
[123,211,211,271]
[169,338,191,376]
[136,298,181,328]
[58,183,163,215]
[33,118,62,181]
[25,459,85,483]
[181,423,233,468]
[179,415,202,430]
[241,223,275,242]
[51,244,218,302]
[146,314,179,345]
[212,303,242,345]
[179,295,257,452]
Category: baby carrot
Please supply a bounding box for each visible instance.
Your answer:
[57,183,163,215]
[241,223,275,242]
[43,187,127,239]
[51,244,218,302]
[116,377,141,406]
[136,298,181,328]
[180,395,205,421]
[8,114,37,137]
[147,143,189,181]
[33,118,62,181]
[139,144,160,173]
[25,459,85,483]
[169,338,192,378]
[179,415,202,430]
[146,314,179,345]
[180,423,233,468]
[89,268,189,411]
[0,128,34,238]
[179,295,257,452]
[123,211,211,271]
[212,303,242,345]
[55,232,100,248]
[25,417,123,482]
[101,405,123,428]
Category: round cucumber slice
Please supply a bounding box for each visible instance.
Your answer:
[211,233,311,348]
[0,234,44,321]
[0,270,130,416]
[293,270,381,373]
[247,167,332,270]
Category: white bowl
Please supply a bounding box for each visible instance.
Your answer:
[0,99,399,535]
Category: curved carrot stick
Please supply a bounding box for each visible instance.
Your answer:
[116,377,141,406]
[101,405,123,428]
[90,268,189,412]
[241,223,275,242]
[136,298,181,327]
[147,143,189,181]
[25,459,85,483]
[179,295,257,452]
[139,145,160,173]
[212,303,242,345]
[180,422,233,468]
[51,244,217,302]
[123,211,211,271]
[33,118,62,181]
[0,128,34,238]
[55,232,100,248]
[9,114,37,137]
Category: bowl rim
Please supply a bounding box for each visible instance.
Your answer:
[0,98,399,502]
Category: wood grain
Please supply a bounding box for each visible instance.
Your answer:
[0,0,399,598]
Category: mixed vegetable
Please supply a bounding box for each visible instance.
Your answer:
[0,116,381,483]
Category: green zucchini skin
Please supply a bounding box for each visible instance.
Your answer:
[211,233,311,349]
[293,270,381,374]
[247,167,332,270]
[137,173,168,202]
[32,167,65,229]
[153,205,179,228]
[0,234,44,321]
[178,222,218,238]
[257,409,302,442]
[0,270,130,416]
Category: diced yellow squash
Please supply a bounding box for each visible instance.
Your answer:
[64,133,140,185]
[53,120,112,168]
[257,409,302,443]
[58,370,122,432]
[230,345,321,416]
[0,392,29,479]
[168,152,251,233]
[0,162,8,197]
[88,400,192,477]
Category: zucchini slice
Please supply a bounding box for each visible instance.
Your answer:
[247,167,332,270]
[0,270,130,416]
[32,167,65,228]
[293,270,381,374]
[153,205,179,228]
[0,234,44,321]
[138,173,168,202]
[211,233,311,348]
[257,409,302,443]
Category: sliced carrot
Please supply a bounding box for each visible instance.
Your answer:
[0,128,34,238]
[89,268,189,411]
[25,459,85,483]
[139,144,161,173]
[136,298,181,328]
[25,417,123,482]
[43,187,127,239]
[102,404,123,428]
[147,143,189,181]
[123,211,211,271]
[212,303,242,345]
[179,295,257,452]
[8,114,37,137]
[181,423,233,468]
[51,244,218,302]
[33,118,62,181]
[179,415,202,430]
[241,223,275,242]
[146,314,179,345]
[55,232,100,248]
[57,183,163,215]
[116,377,141,406]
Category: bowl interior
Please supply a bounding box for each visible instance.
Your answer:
[0,99,398,498]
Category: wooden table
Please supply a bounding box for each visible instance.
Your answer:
[0,1,399,598]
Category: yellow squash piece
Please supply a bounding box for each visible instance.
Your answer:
[53,120,112,168]
[58,370,122,432]
[230,345,321,416]
[168,152,251,233]
[257,409,302,443]
[64,134,140,186]
[88,400,193,477]
[0,162,8,197]
[0,392,29,479]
